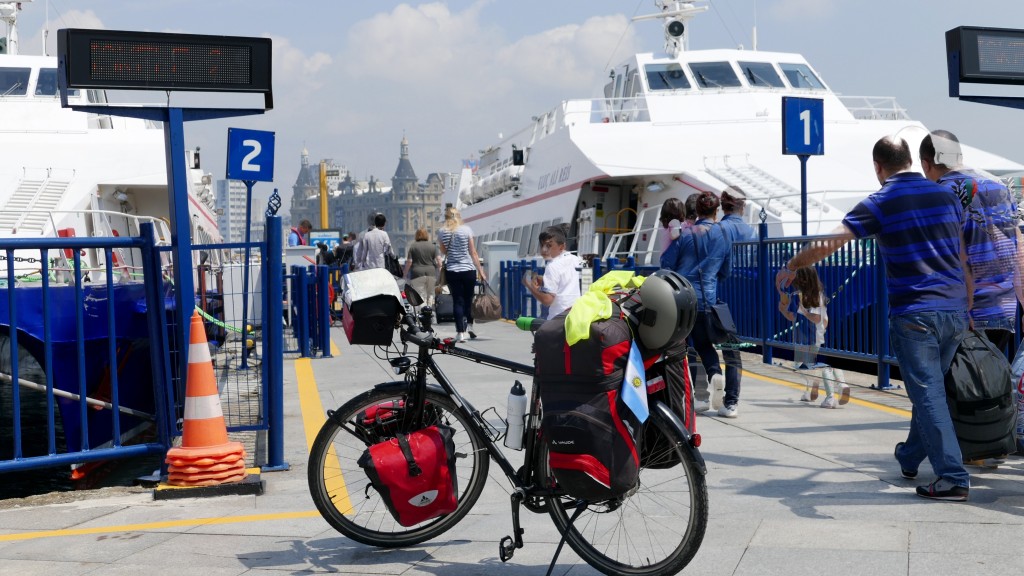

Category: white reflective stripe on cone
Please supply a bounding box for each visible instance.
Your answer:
[184,394,224,420]
[189,342,211,363]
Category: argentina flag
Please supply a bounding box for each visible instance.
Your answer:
[620,341,649,423]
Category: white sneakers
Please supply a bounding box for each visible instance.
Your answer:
[718,404,738,418]
[694,400,711,413]
[454,332,467,343]
[710,373,725,411]
[820,396,837,409]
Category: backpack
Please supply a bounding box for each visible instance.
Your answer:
[357,425,459,527]
[944,331,1017,461]
[535,307,642,501]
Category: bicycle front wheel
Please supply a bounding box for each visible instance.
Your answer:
[544,407,708,576]
[308,386,490,548]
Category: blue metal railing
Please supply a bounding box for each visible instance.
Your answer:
[0,227,168,473]
[499,231,895,385]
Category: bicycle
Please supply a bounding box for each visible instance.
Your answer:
[308,288,709,576]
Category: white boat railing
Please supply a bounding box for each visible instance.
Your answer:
[837,95,911,121]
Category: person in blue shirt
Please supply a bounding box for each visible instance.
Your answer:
[778,136,970,502]
[715,187,755,417]
[288,220,312,247]
[661,191,737,417]
[920,130,1023,353]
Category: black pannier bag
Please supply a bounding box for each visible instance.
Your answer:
[944,331,1017,461]
[535,306,642,501]
[357,425,459,527]
[638,337,692,469]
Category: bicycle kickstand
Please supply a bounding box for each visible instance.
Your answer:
[499,490,526,562]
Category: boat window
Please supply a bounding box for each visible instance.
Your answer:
[645,63,691,91]
[737,61,784,88]
[0,67,30,96]
[34,68,78,96]
[512,226,522,246]
[779,63,825,90]
[528,222,541,254]
[518,226,529,256]
[688,62,741,89]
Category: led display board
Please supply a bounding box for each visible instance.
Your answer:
[58,28,272,93]
[947,26,1024,85]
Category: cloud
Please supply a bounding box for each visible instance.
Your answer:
[23,9,106,56]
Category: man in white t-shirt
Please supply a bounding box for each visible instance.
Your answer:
[522,226,582,319]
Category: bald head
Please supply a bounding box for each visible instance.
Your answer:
[872,136,912,184]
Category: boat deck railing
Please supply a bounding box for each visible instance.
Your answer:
[837,95,911,121]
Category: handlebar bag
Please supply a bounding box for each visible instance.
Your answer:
[536,308,641,500]
[357,425,459,527]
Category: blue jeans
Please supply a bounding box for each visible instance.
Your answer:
[445,269,476,333]
[690,312,741,407]
[891,310,969,488]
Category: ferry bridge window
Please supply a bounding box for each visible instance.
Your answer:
[688,62,742,89]
[738,61,785,88]
[779,63,825,90]
[0,67,30,96]
[36,69,80,97]
[645,63,691,91]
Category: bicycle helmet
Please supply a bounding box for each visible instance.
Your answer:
[634,269,697,351]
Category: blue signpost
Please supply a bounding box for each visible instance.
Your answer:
[781,97,824,236]
[227,128,275,370]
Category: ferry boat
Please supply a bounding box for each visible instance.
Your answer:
[0,1,222,474]
[446,0,1024,265]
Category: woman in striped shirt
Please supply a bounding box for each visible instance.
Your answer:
[438,207,487,342]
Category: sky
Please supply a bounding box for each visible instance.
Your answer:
[13,0,1024,210]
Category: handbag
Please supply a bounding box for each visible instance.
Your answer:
[436,234,452,296]
[689,228,736,344]
[385,252,402,278]
[472,282,502,323]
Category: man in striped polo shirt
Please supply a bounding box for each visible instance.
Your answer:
[777,136,971,501]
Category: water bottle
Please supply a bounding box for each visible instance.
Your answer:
[504,380,527,450]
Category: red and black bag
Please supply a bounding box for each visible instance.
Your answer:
[639,338,693,469]
[357,425,459,527]
[535,307,642,501]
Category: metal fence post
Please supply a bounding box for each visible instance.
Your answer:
[874,243,891,389]
[295,266,310,357]
[263,216,288,471]
[317,265,332,357]
[758,222,773,365]
[140,223,173,455]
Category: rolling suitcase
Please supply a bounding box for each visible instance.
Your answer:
[435,293,455,323]
[944,331,1017,461]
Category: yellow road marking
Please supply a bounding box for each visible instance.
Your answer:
[0,510,321,542]
[330,338,340,357]
[295,359,351,516]
[739,367,912,418]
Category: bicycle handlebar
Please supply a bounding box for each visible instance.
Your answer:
[515,316,545,332]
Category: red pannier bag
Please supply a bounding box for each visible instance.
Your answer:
[357,425,459,527]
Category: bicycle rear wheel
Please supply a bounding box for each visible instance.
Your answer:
[308,385,490,547]
[544,406,708,576]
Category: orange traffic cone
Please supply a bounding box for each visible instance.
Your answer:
[165,311,248,487]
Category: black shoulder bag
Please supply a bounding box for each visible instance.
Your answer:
[691,226,736,344]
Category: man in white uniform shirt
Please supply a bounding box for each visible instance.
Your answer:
[522,226,583,319]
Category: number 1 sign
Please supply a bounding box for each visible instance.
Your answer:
[227,128,276,182]
[781,97,824,156]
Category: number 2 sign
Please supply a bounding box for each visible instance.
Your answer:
[227,128,276,181]
[781,97,824,156]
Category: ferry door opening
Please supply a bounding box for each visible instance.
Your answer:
[578,183,626,259]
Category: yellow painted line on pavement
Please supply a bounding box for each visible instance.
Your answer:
[330,338,340,357]
[0,510,321,542]
[295,358,352,516]
[740,368,912,418]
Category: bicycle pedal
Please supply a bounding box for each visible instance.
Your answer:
[499,535,516,562]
